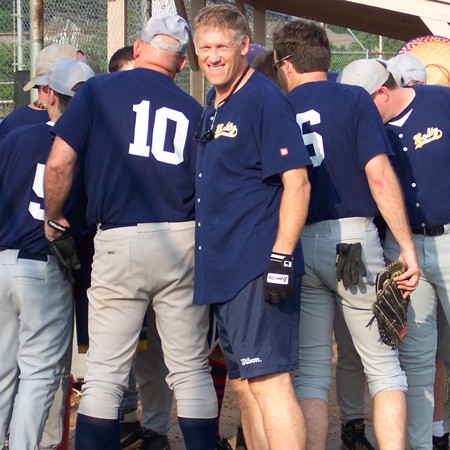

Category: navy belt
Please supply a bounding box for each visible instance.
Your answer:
[17,249,48,262]
[411,225,445,237]
[100,223,137,231]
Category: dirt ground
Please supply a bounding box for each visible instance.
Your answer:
[68,345,378,449]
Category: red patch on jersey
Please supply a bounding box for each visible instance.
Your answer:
[280,147,289,156]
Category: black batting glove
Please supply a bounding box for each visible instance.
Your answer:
[336,243,367,289]
[46,220,81,285]
[263,252,294,305]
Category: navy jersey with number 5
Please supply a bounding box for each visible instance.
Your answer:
[52,68,202,227]
[0,122,87,255]
[286,80,393,224]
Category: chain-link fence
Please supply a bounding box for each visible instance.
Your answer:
[0,0,396,119]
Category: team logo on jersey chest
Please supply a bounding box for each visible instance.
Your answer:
[413,127,443,149]
[215,121,237,139]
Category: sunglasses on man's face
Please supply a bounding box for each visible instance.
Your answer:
[272,54,293,73]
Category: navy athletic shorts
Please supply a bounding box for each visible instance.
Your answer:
[214,274,301,380]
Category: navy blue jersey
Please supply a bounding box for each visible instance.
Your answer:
[386,85,450,228]
[52,68,202,227]
[286,81,393,223]
[0,105,49,141]
[194,71,311,305]
[0,122,88,255]
[0,123,53,255]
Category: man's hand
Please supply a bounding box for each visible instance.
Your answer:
[395,247,420,296]
[46,220,80,284]
[263,252,294,305]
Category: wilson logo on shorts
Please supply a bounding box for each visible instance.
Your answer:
[240,357,263,366]
[267,273,289,285]
[280,147,289,156]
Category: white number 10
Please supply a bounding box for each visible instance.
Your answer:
[129,100,188,165]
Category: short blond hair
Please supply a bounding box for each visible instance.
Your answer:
[193,4,249,44]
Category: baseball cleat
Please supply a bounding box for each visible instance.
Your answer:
[341,419,377,450]
[119,421,145,450]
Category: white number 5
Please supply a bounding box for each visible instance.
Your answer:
[296,110,324,167]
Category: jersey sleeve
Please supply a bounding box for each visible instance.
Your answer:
[258,88,311,181]
[52,79,93,155]
[354,90,393,169]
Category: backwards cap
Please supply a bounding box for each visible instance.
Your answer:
[44,58,95,97]
[337,59,390,94]
[387,55,426,86]
[23,43,83,91]
[141,13,189,54]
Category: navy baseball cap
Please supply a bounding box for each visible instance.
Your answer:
[141,13,189,54]
[44,58,95,97]
[246,43,267,65]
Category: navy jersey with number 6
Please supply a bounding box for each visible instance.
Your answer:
[52,68,202,227]
[286,80,393,224]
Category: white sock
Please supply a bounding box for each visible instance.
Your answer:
[433,420,445,437]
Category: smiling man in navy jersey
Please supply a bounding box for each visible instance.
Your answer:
[193,5,311,450]
[44,13,218,450]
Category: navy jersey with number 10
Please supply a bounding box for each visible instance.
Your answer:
[53,68,202,227]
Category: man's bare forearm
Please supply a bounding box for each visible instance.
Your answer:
[272,167,310,255]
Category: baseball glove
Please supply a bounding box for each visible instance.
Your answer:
[367,261,409,349]
[46,220,81,285]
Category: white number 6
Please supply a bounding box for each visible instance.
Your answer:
[296,110,324,167]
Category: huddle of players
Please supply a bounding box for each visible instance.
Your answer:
[2,5,450,450]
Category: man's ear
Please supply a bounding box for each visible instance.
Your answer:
[47,88,58,107]
[176,55,187,73]
[133,39,143,59]
[241,35,250,57]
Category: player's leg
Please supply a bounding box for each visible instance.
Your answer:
[8,256,73,449]
[39,341,73,449]
[0,251,20,448]
[333,219,407,449]
[75,227,151,450]
[249,373,306,450]
[294,228,338,450]
[433,300,450,449]
[334,308,375,450]
[119,368,145,449]
[150,222,217,450]
[133,305,173,448]
[228,378,268,450]
[384,230,437,449]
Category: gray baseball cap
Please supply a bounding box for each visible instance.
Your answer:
[337,59,390,94]
[23,43,84,91]
[43,58,95,97]
[141,13,189,54]
[387,55,426,86]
